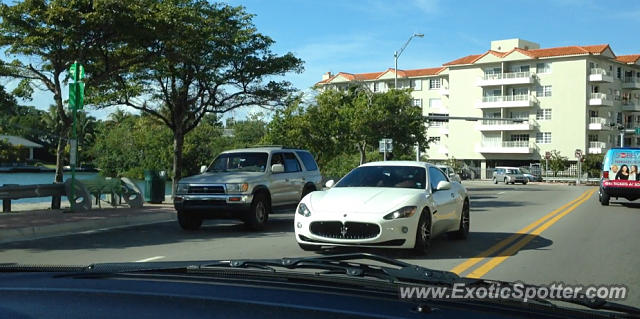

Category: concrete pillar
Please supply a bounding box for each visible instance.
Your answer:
[481,161,487,180]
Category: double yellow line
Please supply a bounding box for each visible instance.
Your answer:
[450,187,597,278]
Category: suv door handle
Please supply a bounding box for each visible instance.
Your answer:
[450,193,455,198]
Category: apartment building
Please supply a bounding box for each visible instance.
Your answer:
[317,39,640,178]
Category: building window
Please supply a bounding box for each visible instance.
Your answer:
[429,98,442,108]
[536,132,552,144]
[373,82,379,92]
[536,85,552,97]
[536,109,552,120]
[410,79,422,90]
[536,62,551,74]
[588,135,598,142]
[412,99,422,107]
[617,67,622,79]
[615,90,621,101]
[510,134,529,141]
[429,78,441,89]
[430,136,441,143]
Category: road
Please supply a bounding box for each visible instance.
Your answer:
[2,182,639,307]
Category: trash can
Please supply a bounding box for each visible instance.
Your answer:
[144,170,166,203]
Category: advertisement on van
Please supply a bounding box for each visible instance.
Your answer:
[602,149,640,188]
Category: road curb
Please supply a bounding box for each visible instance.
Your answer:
[0,212,176,244]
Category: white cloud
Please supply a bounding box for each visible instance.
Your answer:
[412,0,439,14]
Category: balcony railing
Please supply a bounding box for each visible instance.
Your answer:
[590,93,610,100]
[480,119,531,125]
[589,68,613,83]
[482,95,531,103]
[590,68,609,75]
[476,141,535,153]
[477,72,534,86]
[589,117,607,124]
[623,77,640,89]
[481,141,531,148]
[482,71,530,80]
[589,141,606,149]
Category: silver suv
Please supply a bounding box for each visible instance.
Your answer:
[492,166,527,185]
[174,146,322,230]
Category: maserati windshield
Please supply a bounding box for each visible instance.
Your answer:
[335,166,426,189]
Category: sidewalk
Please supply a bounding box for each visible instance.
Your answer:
[0,201,176,244]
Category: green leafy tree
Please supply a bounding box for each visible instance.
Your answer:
[0,0,140,182]
[91,0,303,193]
[583,154,604,178]
[548,150,569,177]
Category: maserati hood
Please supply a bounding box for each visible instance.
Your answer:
[309,187,423,214]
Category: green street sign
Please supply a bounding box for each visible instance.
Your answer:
[69,82,85,110]
[69,62,84,81]
[636,127,640,135]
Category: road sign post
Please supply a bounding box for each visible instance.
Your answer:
[379,138,392,161]
[545,151,551,182]
[68,61,84,211]
[575,149,583,185]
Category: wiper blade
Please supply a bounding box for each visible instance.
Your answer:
[210,253,464,285]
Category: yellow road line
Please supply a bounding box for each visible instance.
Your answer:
[465,188,597,279]
[450,188,594,275]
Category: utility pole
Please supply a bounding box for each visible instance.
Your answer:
[393,33,424,89]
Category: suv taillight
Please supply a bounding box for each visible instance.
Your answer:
[603,171,609,179]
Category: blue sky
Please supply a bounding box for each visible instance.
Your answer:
[6,0,640,120]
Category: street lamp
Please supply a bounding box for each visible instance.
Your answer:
[394,33,424,89]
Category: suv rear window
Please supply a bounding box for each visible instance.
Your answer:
[295,151,318,171]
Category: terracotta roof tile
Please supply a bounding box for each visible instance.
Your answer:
[443,44,614,66]
[616,54,640,64]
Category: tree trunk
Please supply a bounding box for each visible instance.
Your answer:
[172,130,185,196]
[53,132,67,183]
[357,142,366,165]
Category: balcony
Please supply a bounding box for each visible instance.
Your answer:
[589,68,613,83]
[475,95,537,109]
[588,117,612,130]
[623,77,640,89]
[622,101,640,112]
[477,119,537,131]
[439,87,450,96]
[475,141,535,154]
[476,72,534,86]
[588,93,614,106]
[588,141,607,154]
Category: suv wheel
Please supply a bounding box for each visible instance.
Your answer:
[450,201,470,240]
[599,190,610,206]
[245,193,269,231]
[177,210,202,230]
[493,177,498,184]
[300,185,315,202]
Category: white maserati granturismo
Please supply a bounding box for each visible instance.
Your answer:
[294,161,470,254]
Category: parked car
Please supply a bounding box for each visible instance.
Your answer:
[294,161,470,254]
[174,146,322,230]
[519,166,542,182]
[436,165,462,183]
[492,167,527,185]
[599,147,640,205]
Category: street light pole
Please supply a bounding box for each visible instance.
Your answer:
[394,33,424,89]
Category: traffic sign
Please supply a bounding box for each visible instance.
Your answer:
[69,82,84,110]
[575,149,582,158]
[379,138,393,152]
[545,151,551,159]
[69,63,84,81]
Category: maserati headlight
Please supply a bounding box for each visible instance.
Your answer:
[383,206,417,220]
[226,183,249,193]
[297,203,311,217]
[176,183,189,194]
